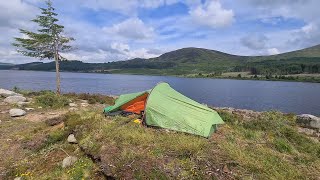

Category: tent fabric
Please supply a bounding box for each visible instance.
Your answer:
[104,91,149,113]
[145,83,224,137]
[104,83,224,137]
[121,93,148,114]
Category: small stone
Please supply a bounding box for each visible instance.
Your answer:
[14,177,22,180]
[62,156,77,168]
[25,107,34,111]
[67,134,77,143]
[9,108,26,117]
[69,103,78,107]
[69,107,78,111]
[17,101,30,106]
[38,106,42,109]
[80,100,88,103]
[80,103,89,107]
[4,95,26,104]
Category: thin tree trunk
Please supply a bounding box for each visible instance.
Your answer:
[54,53,61,95]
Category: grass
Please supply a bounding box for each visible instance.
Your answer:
[34,91,70,108]
[59,110,320,179]
[1,92,320,179]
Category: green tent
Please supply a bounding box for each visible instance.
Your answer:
[104,82,224,137]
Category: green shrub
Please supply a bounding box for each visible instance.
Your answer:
[217,110,240,125]
[243,111,288,131]
[64,93,114,104]
[273,138,293,153]
[46,129,67,145]
[35,92,69,108]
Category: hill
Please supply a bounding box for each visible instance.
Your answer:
[0,62,14,70]
[1,45,320,76]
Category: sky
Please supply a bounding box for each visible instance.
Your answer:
[1,0,320,64]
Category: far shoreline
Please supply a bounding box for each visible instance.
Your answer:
[2,69,320,84]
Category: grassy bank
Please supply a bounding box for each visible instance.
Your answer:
[1,91,319,179]
[184,72,320,83]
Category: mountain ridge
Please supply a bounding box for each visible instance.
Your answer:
[1,44,319,75]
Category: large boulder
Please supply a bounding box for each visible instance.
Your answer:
[62,156,77,168]
[4,95,26,104]
[296,114,320,129]
[9,108,26,117]
[0,88,21,97]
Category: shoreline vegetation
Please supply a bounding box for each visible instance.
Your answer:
[1,88,320,179]
[2,69,320,83]
[185,72,320,83]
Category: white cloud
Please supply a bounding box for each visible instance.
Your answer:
[267,48,280,55]
[289,23,320,47]
[61,42,161,63]
[189,0,234,28]
[241,34,268,50]
[0,0,38,28]
[103,18,155,40]
[110,42,160,60]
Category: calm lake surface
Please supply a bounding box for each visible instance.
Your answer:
[0,70,319,115]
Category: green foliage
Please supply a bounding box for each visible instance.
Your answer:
[65,92,114,105]
[217,110,240,125]
[12,0,74,60]
[35,91,69,108]
[46,129,67,145]
[273,138,293,153]
[66,157,94,180]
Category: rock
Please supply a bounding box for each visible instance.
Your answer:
[0,88,21,97]
[14,177,22,180]
[4,95,26,104]
[38,106,43,109]
[69,103,78,107]
[296,114,320,129]
[69,107,78,111]
[62,156,77,168]
[25,107,34,111]
[80,102,89,107]
[9,108,26,117]
[80,99,88,103]
[67,134,77,143]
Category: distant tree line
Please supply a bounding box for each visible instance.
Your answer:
[233,57,320,75]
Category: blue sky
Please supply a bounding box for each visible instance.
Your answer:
[1,0,320,63]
